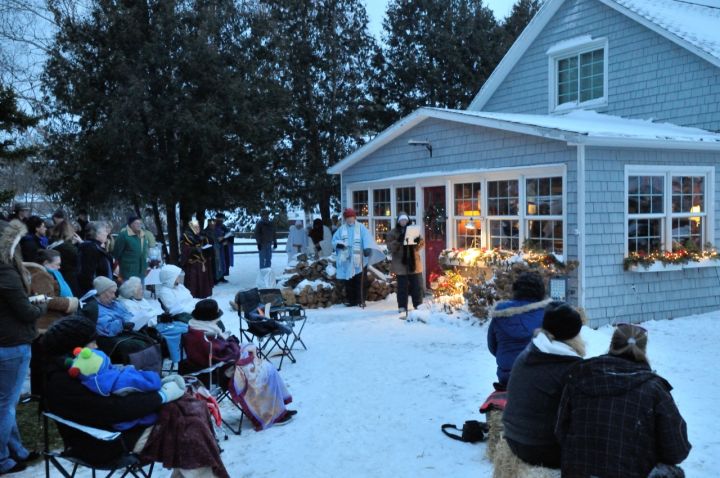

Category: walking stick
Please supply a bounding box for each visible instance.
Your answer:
[359,264,366,309]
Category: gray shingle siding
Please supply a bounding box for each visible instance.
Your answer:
[582,147,720,327]
[479,0,720,132]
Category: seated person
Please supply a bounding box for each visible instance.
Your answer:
[41,316,230,477]
[502,302,584,469]
[157,264,197,321]
[487,272,551,389]
[556,324,691,478]
[25,249,79,332]
[117,276,163,330]
[93,276,133,337]
[184,299,241,367]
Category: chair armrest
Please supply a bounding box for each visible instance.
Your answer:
[44,412,121,441]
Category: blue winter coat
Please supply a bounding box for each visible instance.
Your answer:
[487,298,551,385]
[96,301,133,337]
[332,222,375,280]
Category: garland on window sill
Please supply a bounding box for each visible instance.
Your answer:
[438,247,577,272]
[623,244,720,270]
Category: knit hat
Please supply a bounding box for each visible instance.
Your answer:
[127,215,141,226]
[93,276,117,296]
[542,301,582,341]
[191,299,224,321]
[512,272,546,301]
[343,208,357,219]
[118,277,142,299]
[397,212,409,223]
[67,347,105,378]
[43,316,98,356]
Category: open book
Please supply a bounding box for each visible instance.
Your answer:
[403,225,421,244]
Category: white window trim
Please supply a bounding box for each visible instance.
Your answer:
[624,165,715,255]
[547,37,608,114]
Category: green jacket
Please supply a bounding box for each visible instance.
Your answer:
[112,227,149,281]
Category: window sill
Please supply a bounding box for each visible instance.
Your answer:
[626,259,720,273]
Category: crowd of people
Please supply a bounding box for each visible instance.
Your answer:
[0,204,296,476]
[487,272,691,478]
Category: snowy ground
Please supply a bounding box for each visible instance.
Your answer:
[20,252,720,477]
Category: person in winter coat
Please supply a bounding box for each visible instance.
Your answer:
[214,213,233,281]
[117,276,164,330]
[19,215,46,263]
[286,220,309,261]
[0,219,47,474]
[92,276,133,338]
[112,216,149,283]
[25,249,79,332]
[308,218,332,259]
[332,208,377,307]
[77,222,113,296]
[157,264,198,320]
[254,211,277,269]
[386,212,424,315]
[41,316,229,477]
[556,323,691,478]
[502,302,584,469]
[487,272,551,389]
[180,221,213,299]
[47,219,82,296]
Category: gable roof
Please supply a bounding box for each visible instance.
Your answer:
[328,107,720,174]
[468,0,720,111]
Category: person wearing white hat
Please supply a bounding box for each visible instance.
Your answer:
[386,212,424,317]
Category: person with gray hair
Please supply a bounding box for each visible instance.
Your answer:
[117,277,163,330]
[556,323,691,478]
[77,221,114,295]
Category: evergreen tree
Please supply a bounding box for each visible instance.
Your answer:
[0,81,37,206]
[501,0,542,49]
[382,0,502,120]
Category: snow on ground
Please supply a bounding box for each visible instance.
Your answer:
[21,252,720,477]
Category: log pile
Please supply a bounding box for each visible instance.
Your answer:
[279,257,396,308]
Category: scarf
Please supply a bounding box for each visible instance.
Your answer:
[340,223,363,269]
[188,318,229,339]
[399,226,416,271]
[532,331,581,357]
[47,268,73,297]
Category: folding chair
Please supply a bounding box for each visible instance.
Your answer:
[235,288,295,371]
[258,288,308,352]
[43,412,154,478]
[179,330,245,435]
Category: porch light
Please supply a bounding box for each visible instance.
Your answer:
[408,139,433,157]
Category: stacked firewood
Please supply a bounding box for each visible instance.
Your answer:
[279,257,395,309]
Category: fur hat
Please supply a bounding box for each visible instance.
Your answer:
[543,301,582,341]
[43,316,98,356]
[93,276,116,296]
[343,208,357,219]
[118,277,142,299]
[0,219,26,265]
[191,299,223,321]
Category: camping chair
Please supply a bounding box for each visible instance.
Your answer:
[235,288,295,371]
[43,412,154,478]
[258,288,308,352]
[179,331,244,435]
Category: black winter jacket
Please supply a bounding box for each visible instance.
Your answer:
[254,219,277,247]
[556,355,691,478]
[0,263,46,346]
[503,340,582,447]
[77,240,113,295]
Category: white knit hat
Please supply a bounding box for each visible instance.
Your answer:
[93,276,116,296]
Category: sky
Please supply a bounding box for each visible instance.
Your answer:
[364,0,520,38]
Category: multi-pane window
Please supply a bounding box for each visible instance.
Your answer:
[454,183,482,249]
[557,48,604,107]
[352,190,369,218]
[526,177,563,253]
[395,187,416,218]
[627,173,709,254]
[371,188,391,244]
[488,180,519,250]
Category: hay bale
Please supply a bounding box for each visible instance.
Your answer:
[492,439,560,478]
[485,409,504,461]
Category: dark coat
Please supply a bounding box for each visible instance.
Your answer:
[20,233,44,262]
[183,327,240,366]
[112,227,149,281]
[487,298,551,385]
[503,340,582,447]
[556,355,691,478]
[77,239,113,295]
[254,219,277,247]
[52,241,80,296]
[386,226,424,275]
[44,359,163,465]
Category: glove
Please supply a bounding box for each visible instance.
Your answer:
[257,244,261,251]
[159,380,185,403]
[336,243,346,250]
[161,374,186,389]
[414,236,421,244]
[363,248,372,257]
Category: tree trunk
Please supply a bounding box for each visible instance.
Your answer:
[151,200,168,260]
[319,188,331,226]
[165,200,179,264]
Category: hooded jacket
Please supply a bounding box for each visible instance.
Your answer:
[556,355,691,478]
[157,265,196,315]
[0,220,47,346]
[487,298,551,385]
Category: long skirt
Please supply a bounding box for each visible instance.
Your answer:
[183,262,213,299]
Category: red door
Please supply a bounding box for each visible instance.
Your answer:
[423,186,447,287]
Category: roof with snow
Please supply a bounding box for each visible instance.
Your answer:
[328,107,720,174]
[469,0,720,111]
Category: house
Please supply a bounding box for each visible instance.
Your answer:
[328,0,720,327]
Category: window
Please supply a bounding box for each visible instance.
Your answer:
[488,179,519,250]
[352,190,369,217]
[395,187,416,217]
[626,168,711,255]
[549,38,607,112]
[454,183,482,249]
[526,177,563,253]
[371,188,391,243]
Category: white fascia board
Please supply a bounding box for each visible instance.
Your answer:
[598,0,720,69]
[577,136,720,150]
[467,0,567,111]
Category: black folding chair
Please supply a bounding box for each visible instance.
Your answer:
[258,288,308,352]
[235,288,295,371]
[43,412,154,478]
[179,331,244,435]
